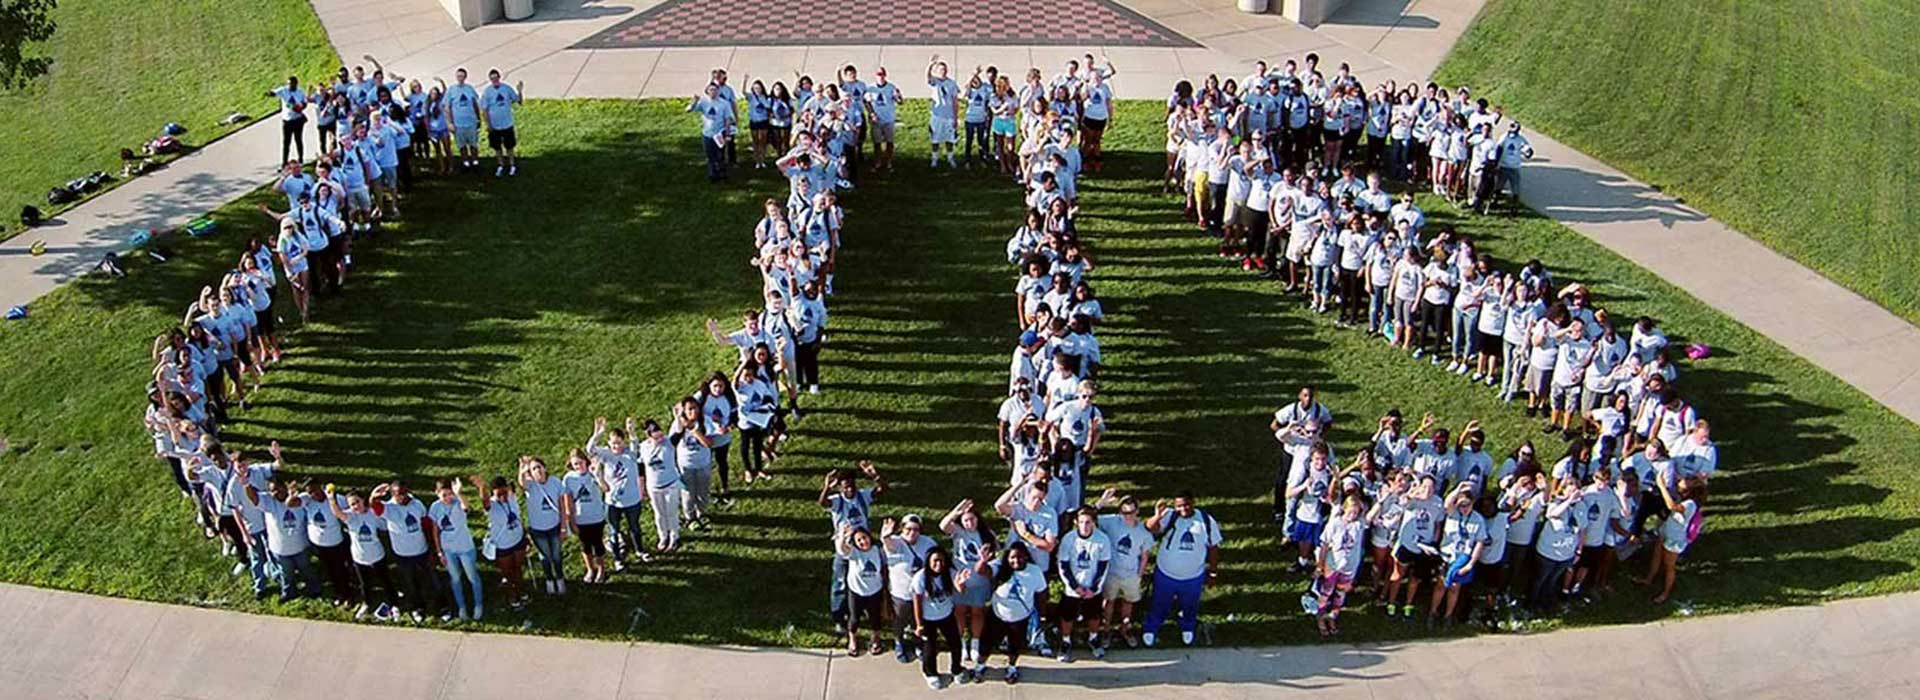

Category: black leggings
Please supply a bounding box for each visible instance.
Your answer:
[164,456,191,495]
[712,442,732,493]
[396,148,414,191]
[739,425,768,476]
[1418,300,1449,352]
[314,542,355,601]
[796,339,822,388]
[981,614,1030,665]
[391,553,435,613]
[920,615,963,677]
[1339,268,1365,321]
[352,558,393,608]
[282,116,306,164]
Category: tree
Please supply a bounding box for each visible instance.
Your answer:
[1,0,57,89]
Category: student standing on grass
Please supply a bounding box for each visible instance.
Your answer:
[969,541,1045,685]
[696,373,737,507]
[1313,495,1366,636]
[1384,474,1442,621]
[1140,491,1222,647]
[444,68,482,171]
[267,76,309,164]
[589,416,650,571]
[882,515,938,664]
[327,486,398,621]
[638,419,683,553]
[560,448,609,584]
[1529,477,1587,612]
[1433,484,1489,629]
[690,82,733,182]
[926,57,960,168]
[939,498,994,666]
[912,546,964,689]
[474,475,528,610]
[1637,475,1704,603]
[837,525,889,657]
[1055,507,1112,662]
[672,397,717,530]
[864,67,902,173]
[247,479,323,602]
[822,461,886,633]
[298,478,353,608]
[479,68,523,177]
[519,456,568,595]
[369,482,435,622]
[427,478,483,621]
[1089,490,1153,648]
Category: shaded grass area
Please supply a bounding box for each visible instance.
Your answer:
[1435,0,1920,324]
[0,0,336,240]
[0,100,1916,646]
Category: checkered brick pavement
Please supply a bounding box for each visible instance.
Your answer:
[575,0,1198,48]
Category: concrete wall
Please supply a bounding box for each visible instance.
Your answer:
[437,0,502,30]
[1282,0,1348,27]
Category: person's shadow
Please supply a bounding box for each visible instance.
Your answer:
[1010,643,1401,689]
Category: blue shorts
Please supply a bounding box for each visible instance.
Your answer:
[1287,519,1324,546]
[1443,552,1475,587]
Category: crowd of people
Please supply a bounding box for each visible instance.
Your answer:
[802,54,1232,690]
[144,55,849,624]
[138,46,1727,688]
[1150,51,1722,633]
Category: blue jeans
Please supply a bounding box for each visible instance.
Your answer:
[1389,139,1411,180]
[1368,284,1389,334]
[1529,552,1574,610]
[1142,570,1206,635]
[528,526,563,582]
[701,135,727,181]
[244,531,274,594]
[1312,264,1336,299]
[443,548,484,617]
[608,503,646,562]
[273,549,322,599]
[1451,307,1481,360]
[829,553,849,626]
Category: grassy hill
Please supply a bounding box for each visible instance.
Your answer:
[1436,0,1920,325]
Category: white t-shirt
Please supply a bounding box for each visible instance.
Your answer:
[1154,510,1223,580]
[1098,515,1152,580]
[1395,496,1444,551]
[1293,467,1333,524]
[1046,400,1102,449]
[485,497,526,549]
[826,488,874,537]
[302,494,347,548]
[378,498,430,557]
[260,498,310,557]
[1319,516,1367,576]
[429,499,476,554]
[593,446,644,508]
[910,572,957,621]
[562,471,607,525]
[1439,510,1489,559]
[989,561,1047,622]
[1006,503,1059,573]
[639,438,682,490]
[1578,486,1623,548]
[523,477,565,532]
[1058,528,1112,593]
[344,510,387,565]
[845,544,886,597]
[885,535,938,601]
[1535,498,1588,562]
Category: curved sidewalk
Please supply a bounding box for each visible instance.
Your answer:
[2,582,1914,699]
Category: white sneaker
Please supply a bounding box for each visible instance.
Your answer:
[924,676,941,690]
[473,605,483,621]
[1181,631,1195,646]
[557,579,567,595]
[1142,632,1157,647]
[1470,372,1485,383]
[809,385,820,395]
[930,157,939,167]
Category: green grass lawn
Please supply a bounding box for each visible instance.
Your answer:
[1435,0,1920,325]
[0,0,335,239]
[1,100,1916,646]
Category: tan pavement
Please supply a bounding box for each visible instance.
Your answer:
[2,582,1916,699]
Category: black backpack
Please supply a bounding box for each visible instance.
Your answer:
[46,187,74,205]
[20,206,42,227]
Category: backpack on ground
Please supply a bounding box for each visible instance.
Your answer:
[147,246,174,263]
[46,186,75,204]
[20,206,42,227]
[4,305,26,321]
[184,218,216,237]
[163,122,187,136]
[96,252,126,278]
[147,135,181,155]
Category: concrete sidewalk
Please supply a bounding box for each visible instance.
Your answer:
[2,582,1915,699]
[0,119,285,310]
